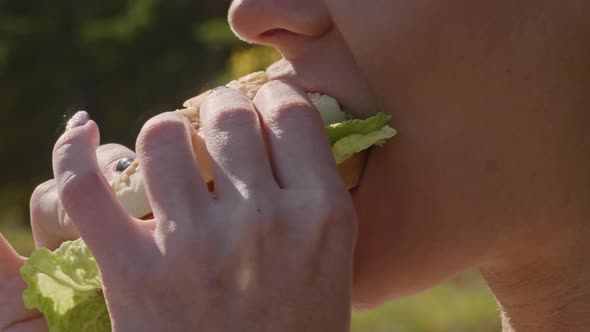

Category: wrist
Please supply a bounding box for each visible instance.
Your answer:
[107,289,352,332]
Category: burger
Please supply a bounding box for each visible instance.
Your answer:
[111,71,396,219]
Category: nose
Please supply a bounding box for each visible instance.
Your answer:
[229,0,331,55]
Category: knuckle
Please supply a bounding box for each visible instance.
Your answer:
[30,179,55,208]
[58,170,104,212]
[137,112,188,152]
[30,180,59,235]
[96,143,122,154]
[256,79,301,97]
[256,91,318,130]
[142,112,187,137]
[268,101,316,124]
[204,87,248,104]
[207,105,259,133]
[256,79,287,94]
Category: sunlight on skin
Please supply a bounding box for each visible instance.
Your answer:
[0,234,48,332]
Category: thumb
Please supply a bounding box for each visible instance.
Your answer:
[0,233,24,281]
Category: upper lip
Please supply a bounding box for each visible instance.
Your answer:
[265,59,345,108]
[264,50,377,118]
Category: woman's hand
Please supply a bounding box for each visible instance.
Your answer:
[0,143,138,332]
[53,81,357,331]
[30,144,138,250]
[0,234,47,332]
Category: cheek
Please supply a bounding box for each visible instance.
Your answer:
[351,142,503,304]
[327,0,529,96]
[334,0,583,302]
[332,0,577,228]
[329,0,552,300]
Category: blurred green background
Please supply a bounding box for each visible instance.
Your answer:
[0,1,501,331]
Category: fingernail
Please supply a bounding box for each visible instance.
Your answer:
[115,156,136,173]
[65,111,90,131]
[208,86,228,96]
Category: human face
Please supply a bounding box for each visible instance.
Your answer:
[229,0,590,307]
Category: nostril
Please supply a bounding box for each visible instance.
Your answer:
[229,0,331,51]
[257,28,306,52]
[259,28,293,39]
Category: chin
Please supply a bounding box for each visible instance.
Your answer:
[350,273,414,311]
[350,265,460,312]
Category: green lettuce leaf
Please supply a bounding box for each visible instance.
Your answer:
[332,125,397,164]
[325,113,392,145]
[20,239,110,332]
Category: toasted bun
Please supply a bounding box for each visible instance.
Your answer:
[111,72,367,219]
[337,150,368,190]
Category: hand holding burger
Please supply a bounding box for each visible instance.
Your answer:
[111,71,395,219]
[20,77,396,331]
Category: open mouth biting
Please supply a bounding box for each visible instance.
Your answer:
[265,58,377,119]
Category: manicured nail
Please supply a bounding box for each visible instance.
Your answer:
[208,86,228,96]
[115,156,136,173]
[65,111,90,131]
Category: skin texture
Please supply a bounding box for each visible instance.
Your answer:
[2,0,589,331]
[49,84,354,332]
[0,144,136,332]
[30,144,141,251]
[229,0,590,331]
[0,235,46,332]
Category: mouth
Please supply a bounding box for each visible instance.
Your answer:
[265,58,376,118]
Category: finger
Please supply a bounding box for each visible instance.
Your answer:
[30,179,76,250]
[0,233,23,280]
[97,144,156,227]
[52,120,141,262]
[136,112,210,222]
[0,276,45,331]
[30,144,136,250]
[253,80,341,188]
[200,87,277,199]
